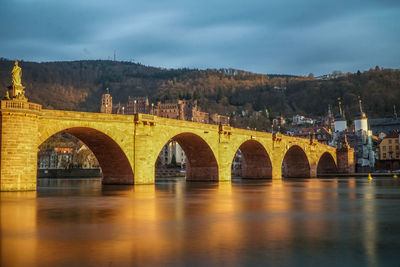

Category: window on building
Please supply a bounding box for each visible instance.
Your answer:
[383,153,386,158]
[396,145,399,150]
[395,139,399,144]
[389,146,393,152]
[396,153,400,158]
[389,139,392,144]
[382,146,386,151]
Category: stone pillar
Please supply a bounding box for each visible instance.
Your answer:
[133,114,156,184]
[0,100,42,191]
[271,134,283,180]
[271,167,282,180]
[337,147,355,174]
[217,148,232,182]
[218,125,233,182]
[309,163,317,177]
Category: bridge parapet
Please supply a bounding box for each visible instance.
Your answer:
[152,114,219,132]
[1,99,42,113]
[41,109,134,122]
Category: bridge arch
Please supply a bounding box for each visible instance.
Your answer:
[154,132,219,181]
[231,140,272,178]
[282,145,311,178]
[317,152,338,175]
[39,127,134,184]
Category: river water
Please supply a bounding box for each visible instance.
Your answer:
[1,177,400,267]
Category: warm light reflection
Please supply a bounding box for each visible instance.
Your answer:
[0,177,392,266]
[348,177,357,199]
[1,192,38,267]
[362,182,377,266]
[302,179,339,239]
[265,179,293,248]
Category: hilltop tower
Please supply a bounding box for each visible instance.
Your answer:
[100,88,113,114]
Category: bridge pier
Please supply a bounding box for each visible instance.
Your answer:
[310,164,318,178]
[134,133,156,185]
[337,147,355,174]
[217,143,233,182]
[0,100,42,191]
[271,167,282,180]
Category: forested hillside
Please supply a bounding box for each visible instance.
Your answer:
[1,58,399,131]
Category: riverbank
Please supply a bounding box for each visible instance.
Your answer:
[155,168,185,178]
[38,168,186,178]
[38,168,101,178]
[321,172,398,177]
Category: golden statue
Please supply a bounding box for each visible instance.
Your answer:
[11,60,22,86]
[7,60,27,101]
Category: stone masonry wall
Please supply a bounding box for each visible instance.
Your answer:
[0,110,39,191]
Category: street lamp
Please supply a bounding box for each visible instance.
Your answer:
[151,103,154,115]
[134,100,137,114]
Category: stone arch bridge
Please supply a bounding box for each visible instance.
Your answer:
[0,100,354,191]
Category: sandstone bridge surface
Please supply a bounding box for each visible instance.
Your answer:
[0,100,354,191]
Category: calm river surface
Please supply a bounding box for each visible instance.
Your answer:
[1,177,400,267]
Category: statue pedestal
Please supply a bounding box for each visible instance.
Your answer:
[8,85,27,101]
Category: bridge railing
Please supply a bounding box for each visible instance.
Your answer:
[1,100,42,112]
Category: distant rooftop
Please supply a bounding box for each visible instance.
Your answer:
[369,118,400,134]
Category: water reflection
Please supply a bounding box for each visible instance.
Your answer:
[1,177,400,266]
[1,191,38,267]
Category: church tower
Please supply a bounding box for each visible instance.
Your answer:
[354,97,368,132]
[100,88,112,114]
[334,98,347,132]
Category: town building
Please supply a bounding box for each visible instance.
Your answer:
[76,145,99,169]
[331,98,375,172]
[369,117,400,135]
[154,99,208,122]
[231,149,242,177]
[191,104,210,123]
[210,113,229,125]
[101,93,229,126]
[100,88,113,114]
[322,105,335,130]
[375,131,400,171]
[113,102,126,115]
[126,96,151,115]
[38,147,73,169]
[292,127,332,145]
[292,114,314,125]
[38,150,58,169]
[273,116,286,127]
[158,141,186,167]
[378,131,400,160]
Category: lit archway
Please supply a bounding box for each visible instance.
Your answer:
[282,145,310,178]
[232,140,272,178]
[155,133,218,181]
[317,152,338,175]
[39,127,134,184]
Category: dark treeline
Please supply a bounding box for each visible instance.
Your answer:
[1,59,399,130]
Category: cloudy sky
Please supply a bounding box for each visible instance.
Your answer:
[1,0,399,75]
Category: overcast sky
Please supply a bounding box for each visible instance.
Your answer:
[1,0,399,75]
